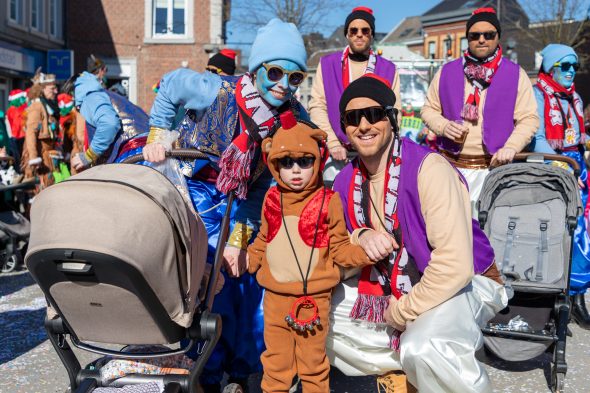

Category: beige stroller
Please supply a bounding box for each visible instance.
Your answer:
[26,151,234,392]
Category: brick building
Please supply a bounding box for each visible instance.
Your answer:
[67,0,230,111]
[420,0,532,70]
[0,0,66,112]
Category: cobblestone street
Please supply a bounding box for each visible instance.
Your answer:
[1,271,589,393]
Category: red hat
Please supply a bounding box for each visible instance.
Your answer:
[8,89,26,102]
[467,7,501,37]
[58,93,74,109]
[344,6,375,36]
[207,48,237,75]
[219,49,237,60]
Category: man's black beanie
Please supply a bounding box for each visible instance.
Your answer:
[466,7,502,38]
[344,6,375,37]
[207,49,237,75]
[339,74,396,114]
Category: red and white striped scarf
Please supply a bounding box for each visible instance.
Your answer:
[536,72,586,150]
[341,47,377,89]
[217,74,284,199]
[347,138,411,351]
[461,46,502,121]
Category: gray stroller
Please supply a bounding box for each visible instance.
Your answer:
[25,151,233,393]
[477,153,582,393]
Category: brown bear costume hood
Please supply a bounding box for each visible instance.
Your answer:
[262,111,327,196]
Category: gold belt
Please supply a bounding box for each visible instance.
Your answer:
[441,151,491,169]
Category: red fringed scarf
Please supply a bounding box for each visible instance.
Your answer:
[536,72,586,150]
[341,47,377,89]
[461,45,502,121]
[347,138,412,351]
[217,74,283,199]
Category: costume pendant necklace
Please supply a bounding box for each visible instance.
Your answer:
[281,189,326,332]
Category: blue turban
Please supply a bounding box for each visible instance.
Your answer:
[248,18,307,73]
[540,44,578,73]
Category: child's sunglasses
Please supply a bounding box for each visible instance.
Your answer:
[553,61,580,72]
[342,106,388,127]
[262,63,307,86]
[278,156,315,169]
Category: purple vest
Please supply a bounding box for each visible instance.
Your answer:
[333,138,494,275]
[321,52,396,145]
[437,57,520,154]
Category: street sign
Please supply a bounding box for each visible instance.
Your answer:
[47,50,74,80]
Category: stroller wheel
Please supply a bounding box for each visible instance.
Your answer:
[1,253,18,273]
[222,383,244,393]
[551,370,565,393]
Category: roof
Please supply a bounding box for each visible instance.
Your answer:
[422,0,488,16]
[421,0,495,26]
[380,16,423,45]
[307,48,341,69]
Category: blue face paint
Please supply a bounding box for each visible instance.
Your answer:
[552,54,577,89]
[255,60,302,107]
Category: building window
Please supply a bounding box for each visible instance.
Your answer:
[428,41,436,59]
[145,0,193,42]
[9,0,24,25]
[31,0,43,31]
[49,0,63,39]
[460,37,468,52]
[153,0,186,36]
[307,76,313,88]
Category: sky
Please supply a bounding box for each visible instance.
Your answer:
[225,0,441,59]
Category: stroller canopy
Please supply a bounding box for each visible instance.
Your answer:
[28,164,207,331]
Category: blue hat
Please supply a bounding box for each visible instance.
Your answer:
[540,44,578,73]
[248,18,307,73]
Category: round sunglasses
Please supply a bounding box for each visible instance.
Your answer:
[278,156,315,169]
[348,27,371,36]
[262,63,307,86]
[342,106,389,127]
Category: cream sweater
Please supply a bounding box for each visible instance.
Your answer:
[421,65,539,155]
[351,153,474,327]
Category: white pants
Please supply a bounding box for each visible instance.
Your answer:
[457,167,490,219]
[326,276,507,393]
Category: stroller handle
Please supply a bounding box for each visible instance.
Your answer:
[513,152,581,177]
[121,149,211,164]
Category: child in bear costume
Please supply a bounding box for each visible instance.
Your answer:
[248,111,374,392]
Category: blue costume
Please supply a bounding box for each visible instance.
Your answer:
[142,19,310,389]
[74,71,149,166]
[531,45,590,298]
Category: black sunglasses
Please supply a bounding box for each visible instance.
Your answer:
[342,106,388,127]
[467,31,497,41]
[348,27,371,36]
[278,156,315,169]
[262,63,307,86]
[553,61,580,72]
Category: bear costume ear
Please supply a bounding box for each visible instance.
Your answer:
[262,137,273,154]
[310,129,328,143]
